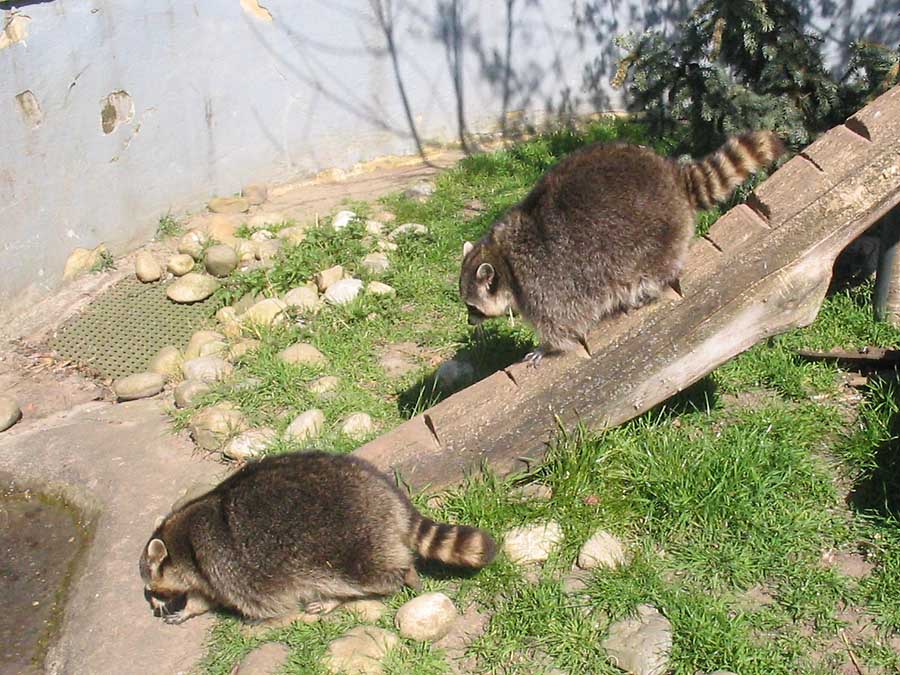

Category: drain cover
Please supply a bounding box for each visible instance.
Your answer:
[51,277,222,380]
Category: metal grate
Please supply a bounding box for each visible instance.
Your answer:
[50,277,222,380]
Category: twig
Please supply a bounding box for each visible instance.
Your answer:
[839,628,866,675]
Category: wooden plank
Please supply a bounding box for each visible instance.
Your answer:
[748,154,827,228]
[847,85,900,143]
[705,204,770,252]
[801,124,872,176]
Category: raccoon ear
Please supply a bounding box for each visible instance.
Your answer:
[476,263,494,285]
[147,538,168,566]
[462,241,474,257]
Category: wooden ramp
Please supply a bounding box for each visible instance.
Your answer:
[355,85,900,491]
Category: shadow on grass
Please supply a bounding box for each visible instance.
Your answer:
[646,376,720,419]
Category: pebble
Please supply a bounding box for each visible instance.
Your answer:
[283,285,320,312]
[378,342,420,378]
[388,223,428,240]
[361,252,390,274]
[182,356,233,383]
[204,244,239,277]
[510,483,553,501]
[324,278,363,305]
[190,404,248,451]
[216,307,242,339]
[228,339,260,362]
[234,240,258,264]
[223,428,277,461]
[364,219,384,235]
[332,210,356,231]
[233,292,263,315]
[395,592,458,642]
[249,212,287,228]
[367,281,395,296]
[113,372,165,402]
[403,181,435,201]
[255,238,283,262]
[277,225,307,245]
[135,251,162,282]
[198,340,228,358]
[240,298,287,326]
[63,244,108,280]
[315,265,344,292]
[601,604,672,675]
[324,625,399,675]
[166,273,219,303]
[0,396,23,432]
[184,330,226,360]
[208,196,250,214]
[376,240,398,253]
[308,375,339,395]
[436,359,475,391]
[202,214,239,242]
[177,230,208,260]
[173,380,211,408]
[167,254,195,276]
[341,599,387,623]
[340,412,375,440]
[577,530,627,570]
[148,345,183,381]
[241,183,268,206]
[284,409,326,442]
[278,343,327,366]
[250,229,276,242]
[502,521,563,565]
[560,569,592,595]
[231,642,290,675]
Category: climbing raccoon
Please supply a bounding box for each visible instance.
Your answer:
[459,131,785,362]
[139,451,496,624]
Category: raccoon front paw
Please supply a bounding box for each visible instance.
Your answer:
[522,348,545,368]
[306,599,340,615]
[161,609,192,625]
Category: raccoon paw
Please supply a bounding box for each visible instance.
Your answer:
[522,348,545,368]
[161,609,191,625]
[306,599,341,615]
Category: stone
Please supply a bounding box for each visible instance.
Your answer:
[182,356,233,383]
[577,530,627,570]
[198,340,228,358]
[510,483,553,501]
[223,428,277,461]
[202,213,239,242]
[283,285,320,312]
[395,592,458,642]
[148,346,183,381]
[332,210,356,231]
[173,380,211,408]
[436,359,475,391]
[184,330,226,360]
[248,212,288,228]
[324,625,399,675]
[403,180,435,201]
[255,238,283,262]
[373,210,396,223]
[216,307,243,339]
[234,240,258,263]
[63,244,108,280]
[228,339,260,362]
[364,220,384,235]
[502,521,563,565]
[0,396,22,432]
[378,342,420,378]
[240,298,287,326]
[361,252,390,274]
[242,183,268,206]
[277,225,307,245]
[232,642,290,675]
[278,343,327,367]
[112,372,165,402]
[388,223,428,240]
[341,599,387,623]
[208,196,250,214]
[250,229,276,242]
[601,604,672,675]
[177,230,208,260]
[324,278,363,305]
[190,404,248,451]
[284,409,326,442]
[366,281,395,296]
[308,375,339,395]
[166,273,219,303]
[134,251,162,282]
[204,244,239,277]
[233,292,263,315]
[340,413,375,440]
[315,265,344,292]
[166,254,195,276]
[376,240,398,253]
[561,569,592,595]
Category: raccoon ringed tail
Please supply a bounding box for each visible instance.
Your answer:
[683,131,785,210]
[411,515,497,568]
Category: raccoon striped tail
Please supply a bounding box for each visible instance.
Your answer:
[682,131,785,210]
[411,515,497,568]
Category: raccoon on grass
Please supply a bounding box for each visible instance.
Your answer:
[139,451,496,625]
[459,131,785,364]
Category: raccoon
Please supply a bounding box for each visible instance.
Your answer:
[459,131,785,362]
[139,451,496,624]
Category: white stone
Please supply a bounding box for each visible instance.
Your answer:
[364,219,384,235]
[63,245,108,280]
[388,223,428,240]
[182,356,233,383]
[404,181,434,201]
[340,413,375,440]
[332,210,356,231]
[324,625,399,675]
[228,339,260,362]
[0,396,23,432]
[240,298,287,326]
[324,278,363,305]
[177,230,208,260]
[577,530,627,570]
[198,340,228,358]
[166,254,195,276]
[184,330,226,360]
[367,281,395,296]
[232,642,289,675]
[315,265,344,292]
[361,252,390,274]
[341,599,387,623]
[113,372,165,401]
[216,306,243,339]
[278,343,327,366]
[173,380,211,408]
[510,483,553,501]
[166,273,219,303]
[248,211,287,228]
[436,359,475,391]
[284,409,326,442]
[204,244,239,277]
[601,604,672,675]
[308,375,339,395]
[395,592,458,642]
[148,346,183,381]
[135,251,162,282]
[502,521,563,565]
[223,428,277,461]
[190,404,248,451]
[277,225,307,245]
[255,239,283,261]
[250,229,276,242]
[376,240,398,252]
[283,285,320,311]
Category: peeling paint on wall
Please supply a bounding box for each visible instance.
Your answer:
[0,11,31,50]
[15,90,43,129]
[240,0,273,22]
[100,91,134,134]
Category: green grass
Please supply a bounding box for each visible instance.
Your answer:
[156,212,183,239]
[89,249,115,273]
[189,118,900,674]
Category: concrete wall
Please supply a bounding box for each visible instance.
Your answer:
[0,0,894,318]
